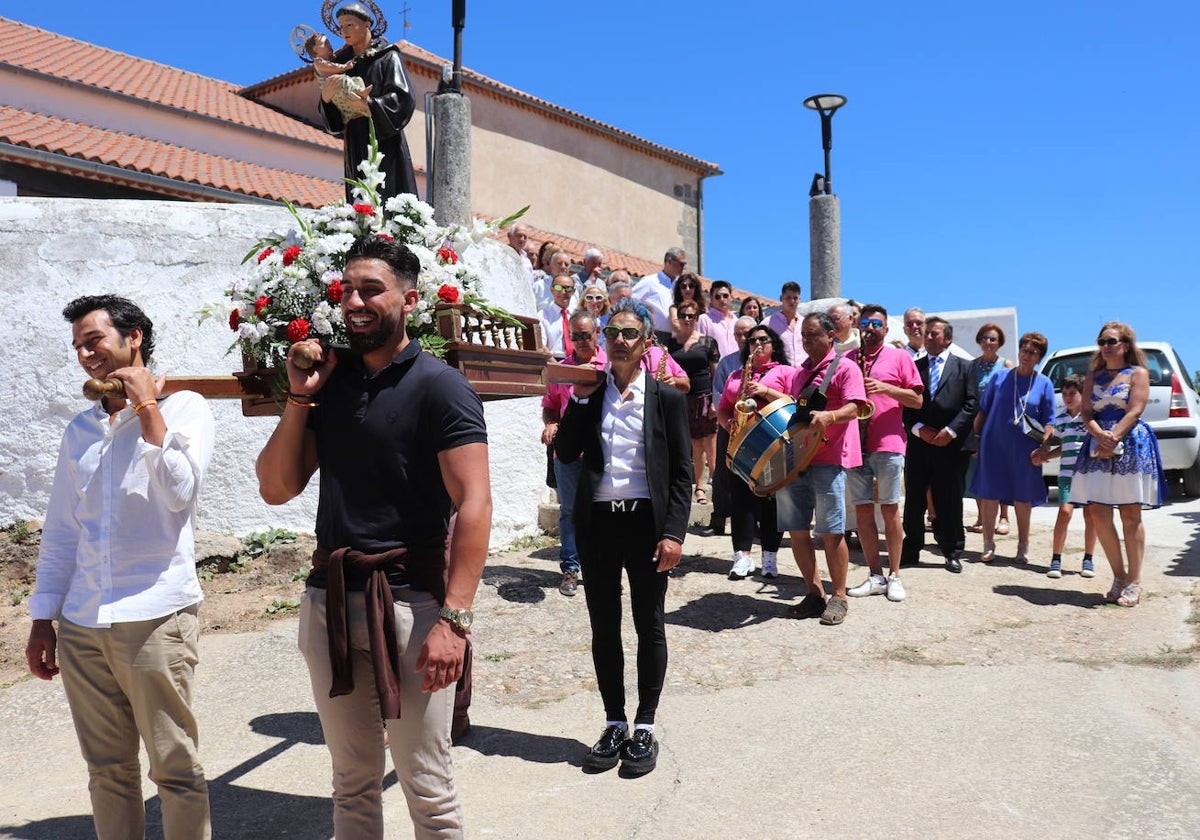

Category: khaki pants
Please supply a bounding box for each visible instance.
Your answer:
[58,606,210,840]
[299,587,462,839]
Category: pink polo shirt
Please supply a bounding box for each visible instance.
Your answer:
[542,348,607,419]
[792,349,866,468]
[846,345,923,454]
[697,307,739,358]
[717,361,797,413]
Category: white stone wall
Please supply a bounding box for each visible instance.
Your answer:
[0,198,545,547]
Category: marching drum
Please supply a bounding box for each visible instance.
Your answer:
[726,397,824,497]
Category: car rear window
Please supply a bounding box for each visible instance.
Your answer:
[1043,350,1176,390]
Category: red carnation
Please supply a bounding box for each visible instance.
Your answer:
[228,309,240,331]
[375,232,393,241]
[437,246,459,265]
[256,247,274,263]
[286,318,311,342]
[254,295,270,316]
[282,245,302,266]
[327,280,344,304]
[352,203,376,216]
[437,284,461,304]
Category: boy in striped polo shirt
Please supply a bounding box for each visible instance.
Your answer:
[1033,375,1096,577]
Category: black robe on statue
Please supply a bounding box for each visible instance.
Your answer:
[320,41,418,202]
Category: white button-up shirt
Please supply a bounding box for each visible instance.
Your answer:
[594,371,651,501]
[630,271,674,332]
[766,310,803,365]
[31,391,215,627]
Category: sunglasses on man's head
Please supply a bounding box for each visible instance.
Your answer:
[603,326,643,341]
[859,318,885,329]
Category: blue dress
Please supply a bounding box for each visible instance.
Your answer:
[970,368,1055,504]
[1071,367,1168,508]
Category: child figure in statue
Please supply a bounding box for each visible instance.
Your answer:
[303,33,369,121]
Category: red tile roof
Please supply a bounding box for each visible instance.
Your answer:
[0,16,339,150]
[0,105,341,206]
[244,41,722,176]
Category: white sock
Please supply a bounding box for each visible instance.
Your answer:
[606,720,629,732]
[633,723,655,734]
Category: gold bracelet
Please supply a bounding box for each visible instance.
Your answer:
[287,396,318,408]
[132,398,158,415]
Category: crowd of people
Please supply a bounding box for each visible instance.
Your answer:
[521,226,1170,626]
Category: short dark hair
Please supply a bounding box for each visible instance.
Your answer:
[1019,331,1049,361]
[805,311,836,334]
[926,315,952,340]
[781,281,801,296]
[740,324,786,365]
[1060,373,1084,393]
[860,303,888,320]
[710,280,732,294]
[63,295,155,364]
[346,235,420,287]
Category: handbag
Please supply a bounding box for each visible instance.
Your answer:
[1019,413,1059,446]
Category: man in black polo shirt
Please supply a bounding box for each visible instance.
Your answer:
[257,235,491,839]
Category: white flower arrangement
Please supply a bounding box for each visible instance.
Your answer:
[200,126,525,369]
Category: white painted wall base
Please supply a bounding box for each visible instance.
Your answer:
[0,198,545,548]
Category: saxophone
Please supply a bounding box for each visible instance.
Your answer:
[727,349,758,446]
[654,337,669,382]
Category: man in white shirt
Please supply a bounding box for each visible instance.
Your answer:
[631,247,687,336]
[539,273,578,358]
[27,295,215,840]
[507,224,533,282]
[828,301,860,353]
[765,280,803,364]
[533,250,575,311]
[698,279,739,357]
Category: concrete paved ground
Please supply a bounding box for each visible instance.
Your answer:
[2,496,1198,839]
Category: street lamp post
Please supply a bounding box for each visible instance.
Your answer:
[802,93,847,300]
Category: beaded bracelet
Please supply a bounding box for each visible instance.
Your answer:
[132,398,158,415]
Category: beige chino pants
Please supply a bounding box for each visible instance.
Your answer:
[299,587,462,839]
[57,605,210,840]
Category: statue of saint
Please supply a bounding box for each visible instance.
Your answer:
[312,2,418,202]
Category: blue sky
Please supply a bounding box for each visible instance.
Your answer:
[13,1,1200,375]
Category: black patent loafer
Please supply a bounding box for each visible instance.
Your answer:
[619,728,658,775]
[583,724,628,772]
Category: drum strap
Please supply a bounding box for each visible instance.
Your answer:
[798,354,843,399]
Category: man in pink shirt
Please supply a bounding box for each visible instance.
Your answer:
[777,312,868,626]
[697,280,739,358]
[542,311,607,596]
[844,304,924,603]
[765,281,803,364]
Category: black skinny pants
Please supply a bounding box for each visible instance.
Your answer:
[729,473,782,553]
[578,503,669,726]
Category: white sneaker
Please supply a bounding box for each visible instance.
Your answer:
[760,551,779,578]
[886,573,907,602]
[729,551,754,580]
[847,574,887,597]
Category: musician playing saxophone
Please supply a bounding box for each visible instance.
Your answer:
[844,305,924,604]
[715,325,796,581]
[776,313,868,626]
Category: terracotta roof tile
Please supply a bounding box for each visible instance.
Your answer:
[0,16,339,150]
[0,105,341,206]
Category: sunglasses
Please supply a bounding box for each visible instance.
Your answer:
[679,282,697,289]
[679,313,697,321]
[603,326,643,341]
[748,336,772,345]
[569,331,595,342]
[1098,338,1124,347]
[552,283,575,293]
[859,318,885,329]
[713,292,731,299]
[583,294,605,302]
[905,319,925,328]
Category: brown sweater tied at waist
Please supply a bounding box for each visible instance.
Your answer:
[312,540,447,720]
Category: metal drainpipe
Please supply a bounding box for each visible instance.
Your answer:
[424,91,436,205]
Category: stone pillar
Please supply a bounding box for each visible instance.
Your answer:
[432,93,472,227]
[808,193,840,300]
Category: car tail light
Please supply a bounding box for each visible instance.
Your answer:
[1170,374,1190,418]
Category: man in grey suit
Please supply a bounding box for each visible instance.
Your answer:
[900,317,978,572]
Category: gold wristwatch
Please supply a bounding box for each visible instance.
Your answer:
[438,607,474,632]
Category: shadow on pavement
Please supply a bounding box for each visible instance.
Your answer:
[456,724,588,767]
[1163,509,1200,578]
[482,564,559,604]
[666,591,785,631]
[992,584,1104,608]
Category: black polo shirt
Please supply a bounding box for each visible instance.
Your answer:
[309,341,487,553]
